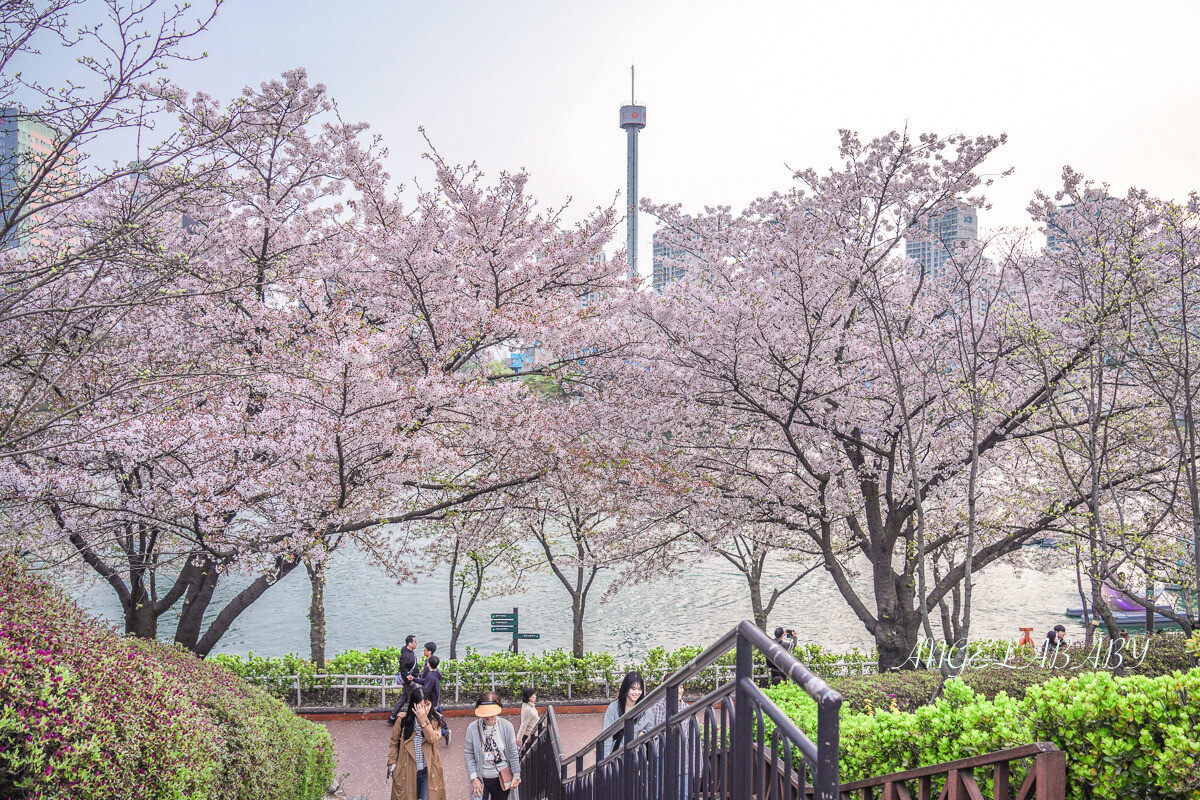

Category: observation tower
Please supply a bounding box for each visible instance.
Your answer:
[619,67,646,285]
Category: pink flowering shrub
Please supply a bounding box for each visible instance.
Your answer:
[0,558,333,799]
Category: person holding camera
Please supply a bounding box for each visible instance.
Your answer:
[387,686,445,800]
[770,627,798,685]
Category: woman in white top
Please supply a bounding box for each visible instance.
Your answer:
[516,687,540,747]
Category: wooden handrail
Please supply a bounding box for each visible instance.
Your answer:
[834,743,1066,800]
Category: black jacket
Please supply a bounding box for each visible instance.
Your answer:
[769,634,797,682]
[397,647,418,684]
[418,667,442,709]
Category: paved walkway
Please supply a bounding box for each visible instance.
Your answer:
[318,711,605,799]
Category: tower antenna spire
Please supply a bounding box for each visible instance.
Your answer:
[619,70,647,285]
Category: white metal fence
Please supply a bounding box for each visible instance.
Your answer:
[242,659,874,708]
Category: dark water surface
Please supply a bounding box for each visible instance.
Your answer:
[62,543,1083,660]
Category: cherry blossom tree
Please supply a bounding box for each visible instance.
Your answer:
[619,130,1175,670]
[1019,180,1168,643]
[1085,191,1200,637]
[489,388,690,657]
[0,0,227,463]
[7,68,627,657]
[409,505,528,660]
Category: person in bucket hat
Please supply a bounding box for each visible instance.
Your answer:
[463,691,521,799]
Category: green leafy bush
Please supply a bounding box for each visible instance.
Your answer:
[209,630,1198,711]
[766,670,1200,799]
[0,559,334,800]
[1024,671,1200,797]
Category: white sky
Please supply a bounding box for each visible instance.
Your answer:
[31,0,1200,273]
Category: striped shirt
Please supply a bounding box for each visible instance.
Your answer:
[414,725,426,771]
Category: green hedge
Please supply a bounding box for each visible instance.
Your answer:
[210,633,1193,710]
[766,671,1200,799]
[0,558,334,800]
[210,640,875,704]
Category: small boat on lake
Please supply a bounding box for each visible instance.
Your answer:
[1064,606,1180,628]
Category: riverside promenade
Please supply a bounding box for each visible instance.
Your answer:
[309,706,605,799]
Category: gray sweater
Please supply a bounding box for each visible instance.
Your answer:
[464,717,521,796]
[598,700,658,760]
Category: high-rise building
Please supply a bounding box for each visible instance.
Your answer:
[580,252,607,308]
[0,107,76,249]
[1045,203,1076,251]
[651,229,703,292]
[1045,202,1110,251]
[905,202,978,281]
[651,230,685,292]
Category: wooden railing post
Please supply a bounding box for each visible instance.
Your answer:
[1034,749,1066,800]
[993,760,1011,800]
[664,674,679,800]
[622,716,636,799]
[731,632,753,800]
[815,690,840,800]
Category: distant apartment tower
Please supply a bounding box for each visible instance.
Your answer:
[0,107,75,248]
[650,228,703,292]
[651,230,684,292]
[1046,202,1105,251]
[905,202,978,281]
[580,251,607,308]
[1046,204,1073,250]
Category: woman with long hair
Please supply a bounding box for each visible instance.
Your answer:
[599,670,652,759]
[387,686,446,800]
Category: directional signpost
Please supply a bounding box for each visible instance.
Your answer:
[490,607,540,653]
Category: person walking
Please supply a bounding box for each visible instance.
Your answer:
[516,687,539,747]
[599,671,654,759]
[645,685,697,799]
[418,641,437,678]
[388,635,420,725]
[416,654,450,745]
[387,686,446,800]
[464,692,522,800]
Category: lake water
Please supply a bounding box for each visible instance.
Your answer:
[59,541,1087,661]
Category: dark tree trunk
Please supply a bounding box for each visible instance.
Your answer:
[567,562,598,658]
[125,582,158,639]
[534,522,598,660]
[172,553,302,657]
[307,560,327,669]
[748,577,766,631]
[713,535,808,634]
[193,555,302,657]
[572,593,586,658]
[175,554,219,652]
[871,526,921,671]
[874,607,921,671]
[448,541,485,661]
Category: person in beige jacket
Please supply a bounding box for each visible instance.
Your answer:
[388,687,446,800]
[516,687,540,746]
